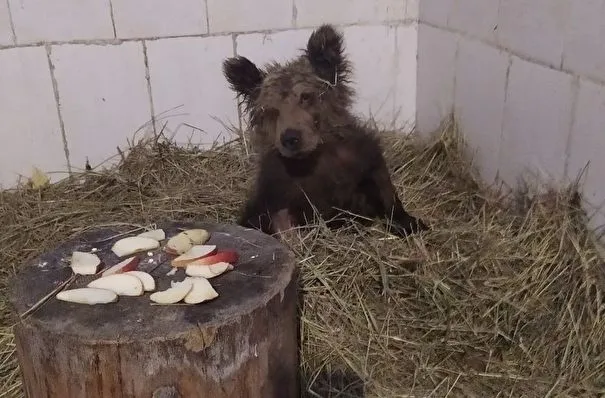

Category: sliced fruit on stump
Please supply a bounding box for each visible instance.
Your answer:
[124,271,156,292]
[164,229,210,255]
[185,262,233,279]
[149,280,193,304]
[101,256,140,277]
[136,229,166,241]
[111,236,160,257]
[87,274,144,296]
[183,277,219,304]
[70,251,102,275]
[56,288,118,305]
[170,245,217,267]
[186,250,239,266]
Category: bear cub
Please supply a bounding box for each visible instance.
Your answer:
[223,24,428,237]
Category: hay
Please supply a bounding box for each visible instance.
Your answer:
[1,121,604,397]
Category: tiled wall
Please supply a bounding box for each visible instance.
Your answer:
[416,0,605,237]
[0,0,418,187]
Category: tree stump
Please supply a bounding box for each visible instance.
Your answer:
[7,221,299,398]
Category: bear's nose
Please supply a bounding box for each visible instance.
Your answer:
[281,129,302,151]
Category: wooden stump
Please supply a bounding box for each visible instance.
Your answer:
[7,221,299,398]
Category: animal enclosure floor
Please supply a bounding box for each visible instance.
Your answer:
[0,122,604,397]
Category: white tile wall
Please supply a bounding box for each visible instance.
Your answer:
[567,80,605,211]
[236,29,313,68]
[497,0,569,68]
[416,24,458,134]
[564,0,605,83]
[295,0,406,27]
[9,0,114,44]
[0,47,67,187]
[419,0,454,27]
[50,42,151,171]
[112,0,208,39]
[449,0,499,43]
[206,0,292,33]
[406,0,420,20]
[454,38,509,183]
[499,57,574,187]
[146,35,239,147]
[394,24,418,131]
[0,0,13,45]
[343,25,398,129]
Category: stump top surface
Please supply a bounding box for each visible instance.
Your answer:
[8,221,296,342]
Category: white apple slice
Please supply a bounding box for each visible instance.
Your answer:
[70,251,101,275]
[102,256,140,277]
[171,245,217,268]
[111,236,159,257]
[124,271,155,292]
[183,277,219,304]
[165,233,193,255]
[87,274,144,296]
[149,280,193,304]
[185,262,233,279]
[182,229,210,245]
[164,229,211,255]
[56,288,118,305]
[137,229,166,241]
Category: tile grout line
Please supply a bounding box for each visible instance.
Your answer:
[108,0,117,38]
[45,44,72,174]
[142,40,157,136]
[494,54,513,185]
[563,76,580,179]
[291,0,298,28]
[5,0,16,45]
[203,0,210,34]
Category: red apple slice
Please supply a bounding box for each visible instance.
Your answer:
[56,288,118,305]
[187,250,239,266]
[171,245,217,268]
[149,280,193,304]
[124,271,156,291]
[185,262,233,279]
[137,229,165,241]
[183,277,219,304]
[102,256,140,277]
[70,251,101,275]
[181,229,210,245]
[87,274,144,296]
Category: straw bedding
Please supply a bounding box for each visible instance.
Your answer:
[0,120,604,397]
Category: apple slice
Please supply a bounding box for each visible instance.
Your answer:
[124,271,156,291]
[183,277,219,304]
[164,229,211,255]
[171,245,217,268]
[181,229,210,245]
[56,288,118,305]
[137,229,166,241]
[87,274,144,296]
[149,280,193,304]
[185,262,233,279]
[102,256,140,277]
[111,236,159,257]
[70,251,101,275]
[187,250,239,266]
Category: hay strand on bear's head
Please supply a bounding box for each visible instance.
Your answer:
[0,121,604,397]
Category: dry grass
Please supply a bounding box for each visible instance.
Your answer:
[1,120,604,397]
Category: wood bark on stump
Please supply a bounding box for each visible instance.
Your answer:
[8,221,299,398]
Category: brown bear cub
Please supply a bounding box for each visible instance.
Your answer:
[223,24,428,237]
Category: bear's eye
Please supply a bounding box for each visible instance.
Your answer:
[300,92,314,105]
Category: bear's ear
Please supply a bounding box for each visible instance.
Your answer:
[223,56,265,103]
[305,24,349,84]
